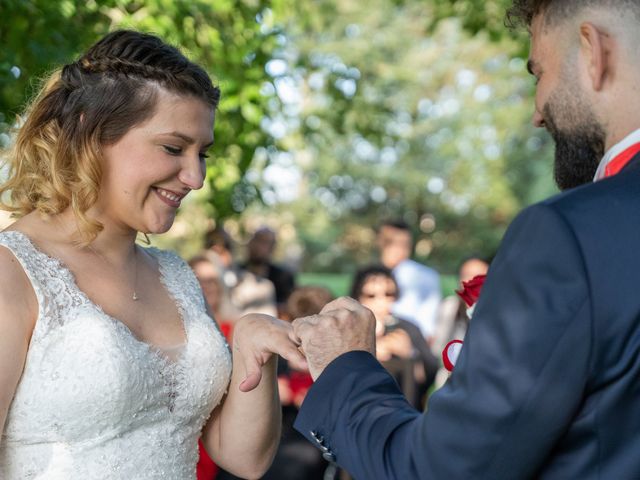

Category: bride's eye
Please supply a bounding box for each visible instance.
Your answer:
[163,145,182,156]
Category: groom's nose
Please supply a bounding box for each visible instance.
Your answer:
[532,108,545,129]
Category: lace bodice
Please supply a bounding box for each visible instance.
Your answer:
[0,231,232,479]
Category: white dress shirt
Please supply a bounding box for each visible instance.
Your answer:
[593,128,640,181]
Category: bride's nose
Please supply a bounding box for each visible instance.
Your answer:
[178,154,205,190]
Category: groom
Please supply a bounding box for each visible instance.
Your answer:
[292,1,640,478]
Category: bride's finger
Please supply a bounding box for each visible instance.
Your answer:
[278,343,308,372]
[287,329,306,357]
[238,356,263,392]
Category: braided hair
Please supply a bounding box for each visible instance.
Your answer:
[0,30,220,242]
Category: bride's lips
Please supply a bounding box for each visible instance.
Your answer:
[153,187,186,208]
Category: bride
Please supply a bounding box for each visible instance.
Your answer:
[0,30,306,479]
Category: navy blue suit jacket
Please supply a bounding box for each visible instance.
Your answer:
[295,156,640,479]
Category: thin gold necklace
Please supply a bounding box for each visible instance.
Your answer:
[133,232,151,300]
[88,243,140,302]
[132,244,140,301]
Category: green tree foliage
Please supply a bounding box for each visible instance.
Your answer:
[251,0,556,273]
[2,0,558,272]
[0,1,110,118]
[0,0,286,220]
[430,0,516,40]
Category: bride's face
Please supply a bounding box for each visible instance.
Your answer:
[97,88,214,234]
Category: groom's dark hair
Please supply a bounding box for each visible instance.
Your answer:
[506,0,640,30]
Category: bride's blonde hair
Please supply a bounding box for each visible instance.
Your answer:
[0,30,220,242]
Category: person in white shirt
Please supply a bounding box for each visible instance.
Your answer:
[376,219,441,338]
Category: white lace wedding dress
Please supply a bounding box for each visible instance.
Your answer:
[0,231,232,479]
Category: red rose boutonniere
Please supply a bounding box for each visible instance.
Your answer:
[442,274,487,372]
[456,274,486,311]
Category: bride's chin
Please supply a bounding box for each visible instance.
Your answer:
[145,217,176,235]
[145,224,171,235]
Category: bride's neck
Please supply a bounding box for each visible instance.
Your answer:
[42,209,139,263]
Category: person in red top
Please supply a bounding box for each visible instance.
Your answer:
[189,254,237,342]
[189,254,237,480]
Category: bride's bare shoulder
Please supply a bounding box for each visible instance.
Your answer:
[0,226,38,436]
[0,227,39,328]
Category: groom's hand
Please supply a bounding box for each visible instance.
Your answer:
[291,297,376,380]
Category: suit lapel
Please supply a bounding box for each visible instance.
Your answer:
[621,151,640,173]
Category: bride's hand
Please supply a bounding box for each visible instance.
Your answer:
[232,313,307,392]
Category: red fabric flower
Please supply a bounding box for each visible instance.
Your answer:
[442,340,464,372]
[442,275,487,373]
[455,274,487,307]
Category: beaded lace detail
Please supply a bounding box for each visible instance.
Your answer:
[0,231,232,479]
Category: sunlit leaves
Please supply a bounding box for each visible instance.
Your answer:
[259,0,555,272]
[1,0,290,222]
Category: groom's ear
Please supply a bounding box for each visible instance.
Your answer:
[579,22,613,92]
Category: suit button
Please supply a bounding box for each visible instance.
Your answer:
[322,451,336,462]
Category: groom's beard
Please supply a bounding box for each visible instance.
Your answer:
[543,96,605,191]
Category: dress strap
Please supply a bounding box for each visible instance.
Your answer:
[0,230,83,340]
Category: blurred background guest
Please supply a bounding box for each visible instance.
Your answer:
[244,227,296,318]
[194,230,278,480]
[432,255,490,388]
[189,254,238,340]
[204,226,277,317]
[376,220,441,341]
[351,265,438,409]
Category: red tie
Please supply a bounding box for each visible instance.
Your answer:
[604,142,640,178]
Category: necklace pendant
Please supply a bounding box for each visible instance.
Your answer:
[132,292,139,301]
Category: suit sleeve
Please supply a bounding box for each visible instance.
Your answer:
[295,204,593,479]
